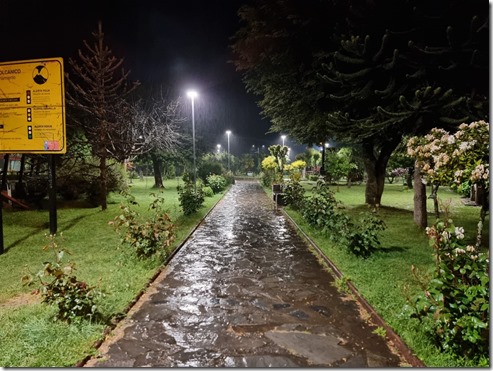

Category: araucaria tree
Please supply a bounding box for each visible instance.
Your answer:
[231,0,488,207]
[65,21,140,210]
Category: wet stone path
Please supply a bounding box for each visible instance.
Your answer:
[87,180,402,367]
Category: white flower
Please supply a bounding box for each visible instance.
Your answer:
[454,248,466,255]
[455,227,465,240]
[466,245,476,252]
[441,231,450,241]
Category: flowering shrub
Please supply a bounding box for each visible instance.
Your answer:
[284,160,307,173]
[386,167,408,184]
[407,120,489,244]
[261,155,280,185]
[405,218,489,360]
[407,120,489,190]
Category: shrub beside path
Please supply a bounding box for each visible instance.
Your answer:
[85,180,415,367]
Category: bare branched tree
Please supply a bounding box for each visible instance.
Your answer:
[65,21,140,210]
[131,89,185,188]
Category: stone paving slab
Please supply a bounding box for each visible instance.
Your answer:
[85,180,405,367]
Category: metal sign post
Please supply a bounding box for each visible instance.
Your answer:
[48,155,57,235]
[0,154,9,254]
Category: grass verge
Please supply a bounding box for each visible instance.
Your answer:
[280,181,489,367]
[0,177,224,367]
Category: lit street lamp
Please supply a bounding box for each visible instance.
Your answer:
[216,144,221,153]
[187,90,198,188]
[226,130,231,171]
[281,135,286,147]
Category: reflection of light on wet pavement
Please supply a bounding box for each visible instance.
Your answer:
[87,180,405,368]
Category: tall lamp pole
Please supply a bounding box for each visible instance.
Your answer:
[226,130,231,171]
[281,135,286,147]
[187,90,198,189]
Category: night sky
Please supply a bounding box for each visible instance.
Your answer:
[0,0,296,156]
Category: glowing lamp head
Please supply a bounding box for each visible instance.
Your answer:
[187,90,198,99]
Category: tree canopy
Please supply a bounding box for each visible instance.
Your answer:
[231,0,488,205]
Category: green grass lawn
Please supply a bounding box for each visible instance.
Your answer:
[0,178,488,367]
[282,181,489,367]
[0,177,224,367]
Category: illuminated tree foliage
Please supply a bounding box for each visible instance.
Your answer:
[231,0,488,206]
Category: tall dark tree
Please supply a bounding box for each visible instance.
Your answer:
[65,22,140,210]
[231,0,488,207]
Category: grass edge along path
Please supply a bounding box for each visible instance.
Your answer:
[75,188,228,367]
[0,178,227,367]
[266,181,488,367]
[282,210,425,368]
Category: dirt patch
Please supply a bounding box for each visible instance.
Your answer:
[0,292,41,309]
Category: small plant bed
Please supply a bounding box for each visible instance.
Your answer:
[270,181,489,367]
[0,177,225,367]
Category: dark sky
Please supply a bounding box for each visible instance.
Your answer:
[0,0,297,156]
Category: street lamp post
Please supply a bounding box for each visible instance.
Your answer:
[226,130,231,172]
[187,90,198,189]
[281,135,286,147]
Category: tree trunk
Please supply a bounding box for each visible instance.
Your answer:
[413,162,427,228]
[99,155,108,210]
[429,183,440,219]
[406,166,413,189]
[476,185,489,248]
[362,143,393,207]
[151,152,164,188]
[364,161,386,206]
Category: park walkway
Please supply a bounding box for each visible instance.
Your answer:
[85,180,404,367]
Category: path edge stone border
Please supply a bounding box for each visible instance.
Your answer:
[281,207,426,368]
[75,187,231,367]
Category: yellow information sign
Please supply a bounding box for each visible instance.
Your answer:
[0,58,66,154]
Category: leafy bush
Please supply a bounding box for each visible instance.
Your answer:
[222,171,236,186]
[57,156,128,203]
[283,179,305,210]
[346,212,386,258]
[110,193,176,259]
[260,171,273,187]
[202,186,214,197]
[452,180,472,197]
[206,174,227,193]
[22,234,103,323]
[301,181,342,232]
[298,180,385,257]
[404,218,489,360]
[177,172,204,215]
[198,160,223,182]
